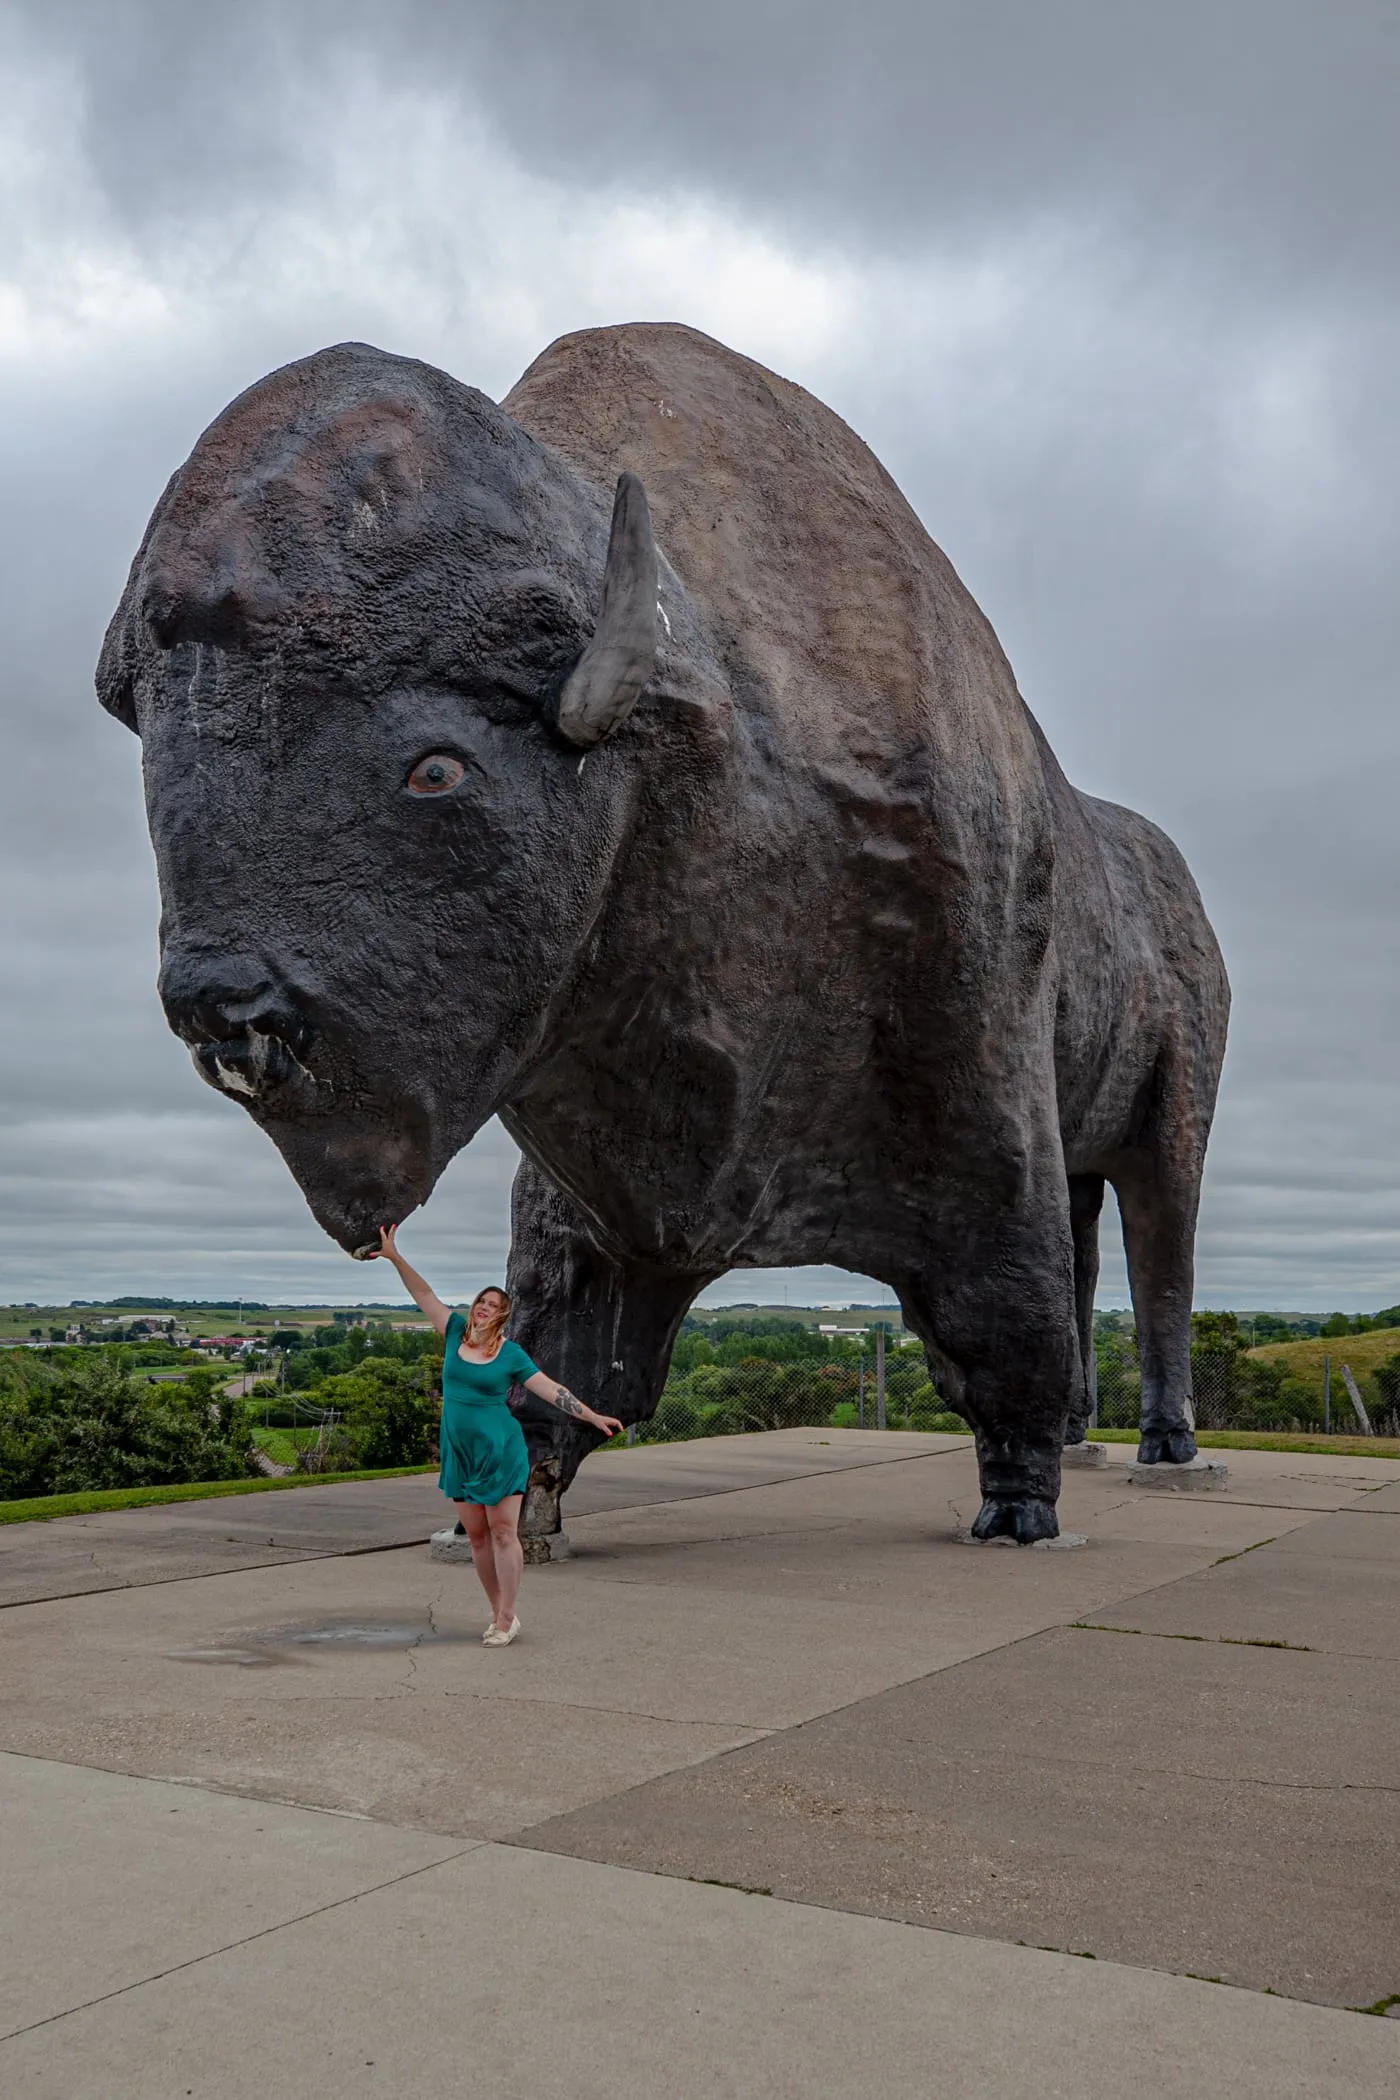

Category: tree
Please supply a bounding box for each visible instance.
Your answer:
[312,1360,440,1468]
[1372,1355,1400,1430]
[0,1352,257,1498]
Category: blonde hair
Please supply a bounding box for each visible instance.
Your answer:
[466,1286,512,1358]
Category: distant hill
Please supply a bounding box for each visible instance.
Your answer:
[1248,1329,1400,1414]
[1249,1330,1400,1374]
[688,1302,907,1331]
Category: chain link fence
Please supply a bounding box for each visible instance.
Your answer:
[1096,1340,1400,1438]
[638,1345,966,1444]
[632,1329,1400,1445]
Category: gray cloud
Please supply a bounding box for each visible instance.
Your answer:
[0,2,1395,1310]
[28,3,1400,286]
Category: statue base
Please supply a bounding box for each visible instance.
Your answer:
[429,1530,572,1565]
[1127,1458,1228,1491]
[1061,1442,1108,1468]
[429,1532,473,1565]
[521,1532,572,1565]
[958,1530,1088,1550]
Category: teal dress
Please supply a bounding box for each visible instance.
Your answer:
[437,1313,537,1507]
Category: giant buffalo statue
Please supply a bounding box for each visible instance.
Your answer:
[98,324,1229,1544]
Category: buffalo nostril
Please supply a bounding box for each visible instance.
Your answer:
[159,952,315,1060]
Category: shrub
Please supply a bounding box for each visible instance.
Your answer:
[0,1352,257,1498]
[311,1361,441,1469]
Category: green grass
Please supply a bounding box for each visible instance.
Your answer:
[249,1426,321,1465]
[1084,1426,1400,1459]
[918,1424,1400,1458]
[0,1301,435,1343]
[1249,1331,1400,1378]
[0,1466,437,1525]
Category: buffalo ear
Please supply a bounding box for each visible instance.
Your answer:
[550,473,658,748]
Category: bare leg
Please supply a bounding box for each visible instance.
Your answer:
[487,1494,524,1631]
[1063,1173,1104,1446]
[457,1501,500,1619]
[505,1157,715,1539]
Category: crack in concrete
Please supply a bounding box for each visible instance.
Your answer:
[0,1844,481,2046]
[1069,1619,1400,1665]
[398,1582,447,1691]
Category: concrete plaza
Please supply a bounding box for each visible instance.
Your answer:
[2,1428,1398,2096]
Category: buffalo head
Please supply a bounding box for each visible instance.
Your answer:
[97,343,666,1253]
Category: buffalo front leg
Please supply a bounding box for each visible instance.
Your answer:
[1113,1149,1199,1465]
[504,1159,713,1543]
[897,1198,1080,1543]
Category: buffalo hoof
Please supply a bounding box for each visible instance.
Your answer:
[970,1496,1060,1544]
[1137,1424,1198,1465]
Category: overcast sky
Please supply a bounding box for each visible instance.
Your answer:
[1,1,1396,1310]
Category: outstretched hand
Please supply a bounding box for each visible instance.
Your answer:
[594,1413,624,1439]
[367,1223,399,1261]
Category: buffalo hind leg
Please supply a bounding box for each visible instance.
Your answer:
[1113,1152,1199,1465]
[1062,1173,1104,1447]
[897,1199,1079,1543]
[505,1158,712,1540]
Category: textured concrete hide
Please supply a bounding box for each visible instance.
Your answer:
[98,325,1229,1543]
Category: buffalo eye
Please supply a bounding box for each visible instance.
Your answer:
[406,753,466,796]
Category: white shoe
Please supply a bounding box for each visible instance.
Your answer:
[483,1616,521,1647]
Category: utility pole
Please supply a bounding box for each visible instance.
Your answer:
[875,1325,887,1431]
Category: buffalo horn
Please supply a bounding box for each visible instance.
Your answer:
[552,472,658,748]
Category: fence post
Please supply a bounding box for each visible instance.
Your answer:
[1340,1364,1373,1436]
[1323,1354,1331,1434]
[858,1347,866,1429]
[876,1327,887,1431]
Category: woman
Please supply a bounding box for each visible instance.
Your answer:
[367,1224,622,1646]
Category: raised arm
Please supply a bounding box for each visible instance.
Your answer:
[523,1371,623,1439]
[362,1224,453,1337]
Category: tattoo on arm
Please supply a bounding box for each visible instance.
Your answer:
[551,1386,590,1419]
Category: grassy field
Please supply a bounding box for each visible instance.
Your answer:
[249,1426,321,1465]
[1088,1426,1400,1459]
[0,1466,438,1525]
[2,1298,901,1345]
[689,1302,908,1331]
[1248,1330,1400,1380]
[0,1302,435,1343]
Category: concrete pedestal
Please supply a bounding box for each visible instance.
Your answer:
[1061,1442,1108,1468]
[430,1530,572,1565]
[522,1532,572,1565]
[428,1528,570,1562]
[428,1532,474,1565]
[958,1530,1088,1550]
[1126,1457,1229,1491]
